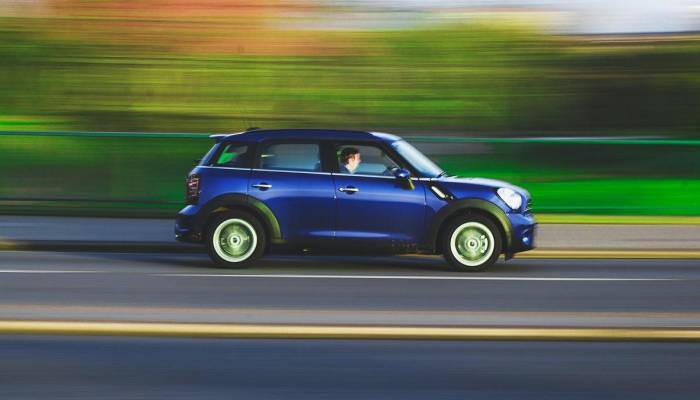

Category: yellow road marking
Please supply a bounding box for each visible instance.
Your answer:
[1,320,699,342]
[519,250,700,259]
[0,240,20,250]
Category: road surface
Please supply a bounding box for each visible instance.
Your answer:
[2,218,699,399]
[0,251,699,327]
[1,336,698,399]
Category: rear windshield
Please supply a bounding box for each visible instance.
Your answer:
[199,143,221,166]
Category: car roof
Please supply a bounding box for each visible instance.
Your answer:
[210,129,402,143]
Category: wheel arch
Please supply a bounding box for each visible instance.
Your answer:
[196,194,284,245]
[428,199,512,254]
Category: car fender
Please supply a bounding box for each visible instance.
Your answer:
[426,198,513,252]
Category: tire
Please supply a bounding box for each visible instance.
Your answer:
[206,211,266,268]
[442,214,502,272]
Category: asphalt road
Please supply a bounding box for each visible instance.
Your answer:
[2,250,699,398]
[1,336,698,399]
[1,251,699,327]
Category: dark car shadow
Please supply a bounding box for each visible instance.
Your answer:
[75,250,456,274]
[85,248,700,278]
[252,254,455,274]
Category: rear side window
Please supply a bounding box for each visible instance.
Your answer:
[212,143,251,167]
[258,143,321,172]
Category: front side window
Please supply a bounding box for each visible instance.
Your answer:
[258,143,321,172]
[212,143,251,167]
[336,144,400,176]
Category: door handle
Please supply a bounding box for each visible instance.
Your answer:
[339,186,359,193]
[252,183,272,190]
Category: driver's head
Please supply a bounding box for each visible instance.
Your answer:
[340,147,361,173]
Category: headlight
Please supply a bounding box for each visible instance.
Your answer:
[497,187,522,210]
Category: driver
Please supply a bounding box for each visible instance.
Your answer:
[339,147,361,174]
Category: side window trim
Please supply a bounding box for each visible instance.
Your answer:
[320,141,338,173]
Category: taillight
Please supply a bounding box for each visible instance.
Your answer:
[186,173,200,204]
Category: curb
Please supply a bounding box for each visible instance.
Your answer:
[1,240,699,259]
[1,320,699,342]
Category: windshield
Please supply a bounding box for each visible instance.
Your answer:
[391,140,444,178]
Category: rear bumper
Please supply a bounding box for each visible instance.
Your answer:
[175,206,204,243]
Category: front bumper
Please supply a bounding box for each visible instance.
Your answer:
[507,212,537,254]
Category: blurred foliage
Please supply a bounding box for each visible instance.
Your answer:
[0,134,210,204]
[435,148,700,216]
[0,133,698,217]
[2,7,700,135]
[1,2,698,218]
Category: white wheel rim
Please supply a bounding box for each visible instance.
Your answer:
[212,218,258,263]
[449,221,495,267]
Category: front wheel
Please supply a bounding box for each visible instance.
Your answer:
[207,211,266,268]
[442,215,502,272]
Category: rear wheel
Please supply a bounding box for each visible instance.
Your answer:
[207,211,266,268]
[442,214,502,272]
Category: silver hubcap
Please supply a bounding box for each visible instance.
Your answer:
[213,218,257,262]
[449,221,495,267]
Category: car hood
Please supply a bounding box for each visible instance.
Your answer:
[433,176,530,199]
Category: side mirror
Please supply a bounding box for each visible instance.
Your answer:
[193,158,202,166]
[393,168,414,190]
[394,168,411,180]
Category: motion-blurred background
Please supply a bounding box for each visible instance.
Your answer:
[1,0,698,218]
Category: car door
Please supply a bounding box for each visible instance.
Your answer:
[250,141,336,242]
[331,142,428,246]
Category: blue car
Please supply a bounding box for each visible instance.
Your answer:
[175,129,535,271]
